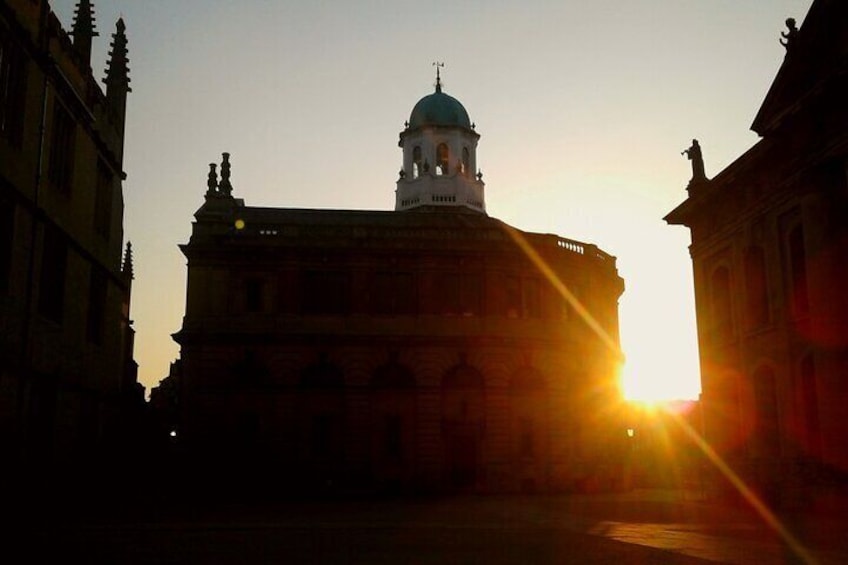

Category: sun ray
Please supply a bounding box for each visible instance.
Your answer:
[662,405,818,565]
[499,222,623,360]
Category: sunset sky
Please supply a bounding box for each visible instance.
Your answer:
[51,0,813,401]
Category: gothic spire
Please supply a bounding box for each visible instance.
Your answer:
[103,18,131,140]
[71,0,98,66]
[122,241,134,280]
[104,18,131,94]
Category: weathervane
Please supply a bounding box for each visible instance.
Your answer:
[433,61,444,92]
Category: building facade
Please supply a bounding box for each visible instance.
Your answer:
[174,77,625,494]
[666,0,848,505]
[0,1,138,486]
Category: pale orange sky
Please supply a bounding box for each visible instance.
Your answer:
[52,0,813,400]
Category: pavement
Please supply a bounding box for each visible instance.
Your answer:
[6,489,848,564]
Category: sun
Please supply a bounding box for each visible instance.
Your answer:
[620,359,700,403]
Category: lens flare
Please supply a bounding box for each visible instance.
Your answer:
[662,405,817,565]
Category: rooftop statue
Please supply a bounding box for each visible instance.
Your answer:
[682,139,706,183]
[780,18,799,50]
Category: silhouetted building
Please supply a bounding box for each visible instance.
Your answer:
[0,1,139,486]
[666,0,848,506]
[171,75,625,494]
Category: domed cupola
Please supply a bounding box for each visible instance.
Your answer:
[395,66,485,213]
[408,86,473,130]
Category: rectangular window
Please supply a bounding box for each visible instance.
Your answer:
[523,278,541,318]
[38,225,67,322]
[459,273,481,316]
[505,276,521,318]
[0,26,27,147]
[86,265,107,344]
[435,272,460,315]
[93,160,113,238]
[0,193,13,293]
[434,272,481,316]
[372,272,415,315]
[48,101,76,194]
[373,273,393,315]
[302,271,349,315]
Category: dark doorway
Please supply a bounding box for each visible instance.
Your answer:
[447,431,479,488]
[441,364,485,490]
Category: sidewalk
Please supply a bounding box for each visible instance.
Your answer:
[8,488,848,564]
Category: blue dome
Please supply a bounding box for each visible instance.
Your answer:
[408,87,472,129]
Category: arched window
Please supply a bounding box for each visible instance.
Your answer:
[788,225,809,315]
[436,143,449,176]
[744,247,769,328]
[299,361,345,465]
[710,266,733,341]
[461,147,470,177]
[800,354,821,457]
[412,146,422,179]
[442,364,485,487]
[371,362,416,465]
[752,366,780,457]
[509,368,547,462]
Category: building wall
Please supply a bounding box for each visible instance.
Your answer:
[0,1,137,483]
[175,202,624,493]
[666,1,848,504]
[688,170,848,498]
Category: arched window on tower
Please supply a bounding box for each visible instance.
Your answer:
[710,266,733,342]
[752,366,780,458]
[412,146,422,179]
[436,143,449,176]
[744,246,769,329]
[461,147,470,177]
[800,354,821,457]
[788,224,809,316]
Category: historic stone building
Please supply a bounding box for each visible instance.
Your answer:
[0,1,139,485]
[174,73,625,493]
[666,0,848,505]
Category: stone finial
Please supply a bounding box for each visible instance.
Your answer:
[476,170,483,181]
[780,17,799,50]
[398,168,406,179]
[122,241,134,279]
[219,152,233,196]
[206,163,218,197]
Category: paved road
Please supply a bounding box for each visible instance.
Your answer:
[8,490,848,564]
